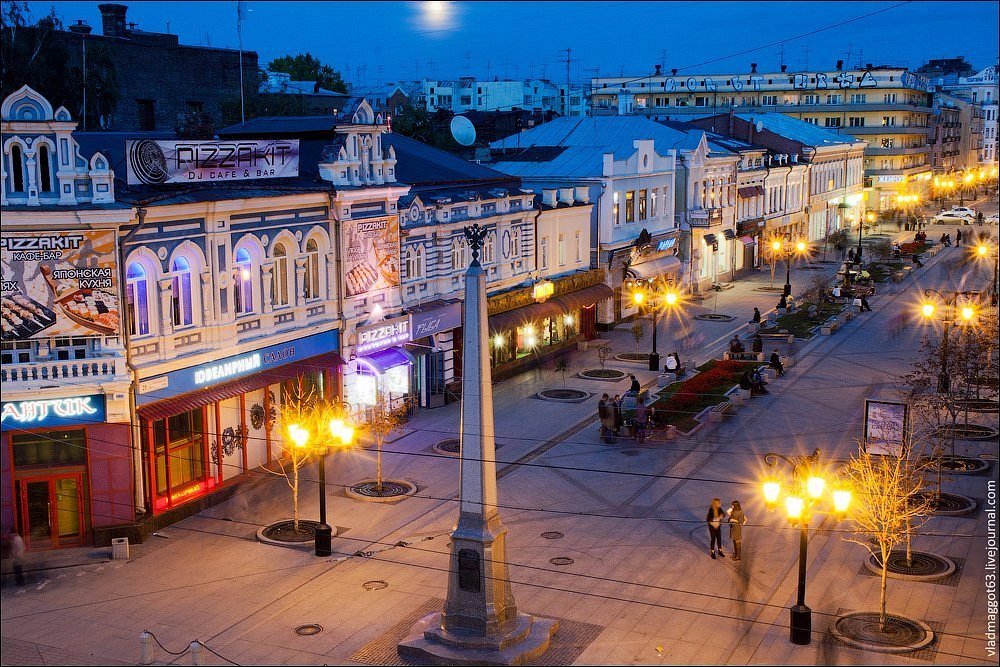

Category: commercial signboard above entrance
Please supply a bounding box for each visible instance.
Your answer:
[1,395,107,431]
[125,139,299,185]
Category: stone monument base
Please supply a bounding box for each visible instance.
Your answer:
[397,611,559,666]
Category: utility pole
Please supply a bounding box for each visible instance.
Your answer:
[779,43,784,71]
[237,1,246,125]
[565,48,572,116]
[660,49,667,72]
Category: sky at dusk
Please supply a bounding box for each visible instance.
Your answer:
[27,1,1000,86]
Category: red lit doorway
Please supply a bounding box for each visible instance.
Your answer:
[17,474,86,550]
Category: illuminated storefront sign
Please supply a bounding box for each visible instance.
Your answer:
[137,329,339,404]
[532,280,555,302]
[1,395,106,430]
[357,315,411,354]
[656,238,677,252]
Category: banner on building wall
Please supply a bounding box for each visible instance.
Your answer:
[343,216,400,297]
[1,230,120,340]
[125,139,299,185]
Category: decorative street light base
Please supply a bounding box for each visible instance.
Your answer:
[647,351,660,372]
[778,295,788,309]
[790,604,812,645]
[314,523,333,557]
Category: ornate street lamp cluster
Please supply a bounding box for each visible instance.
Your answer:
[626,277,680,371]
[919,289,985,394]
[761,449,852,645]
[768,237,808,309]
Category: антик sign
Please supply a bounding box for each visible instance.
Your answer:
[1,395,106,431]
[125,139,299,185]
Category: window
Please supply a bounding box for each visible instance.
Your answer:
[575,231,582,263]
[404,245,424,279]
[695,96,709,107]
[451,238,467,270]
[826,94,842,105]
[558,234,565,265]
[882,116,896,126]
[38,144,53,192]
[234,248,254,315]
[613,191,620,225]
[638,189,647,220]
[802,94,819,105]
[824,117,842,127]
[803,117,818,125]
[539,237,548,269]
[650,189,658,216]
[10,144,25,192]
[126,262,150,336]
[849,116,865,127]
[849,93,867,104]
[625,191,635,223]
[137,99,156,130]
[271,243,289,307]
[186,100,203,113]
[146,408,206,498]
[881,138,895,149]
[884,93,897,104]
[303,239,321,299]
[761,95,778,106]
[483,233,495,264]
[170,257,194,328]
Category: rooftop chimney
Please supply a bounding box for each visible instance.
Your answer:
[836,60,844,71]
[866,63,873,70]
[541,189,558,207]
[750,63,758,74]
[671,68,678,76]
[780,64,787,73]
[654,64,662,76]
[68,19,93,34]
[98,4,128,38]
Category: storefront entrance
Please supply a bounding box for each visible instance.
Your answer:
[17,474,85,550]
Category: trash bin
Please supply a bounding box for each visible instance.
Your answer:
[111,537,130,560]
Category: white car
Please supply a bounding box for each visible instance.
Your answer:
[987,213,999,225]
[943,207,977,219]
[933,211,974,224]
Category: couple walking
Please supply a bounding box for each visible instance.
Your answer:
[706,498,747,560]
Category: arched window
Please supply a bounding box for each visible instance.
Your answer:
[271,243,289,307]
[234,248,254,315]
[10,144,25,192]
[126,262,150,336]
[303,238,321,300]
[483,232,496,264]
[451,238,467,270]
[171,256,193,328]
[38,144,53,193]
[404,245,423,280]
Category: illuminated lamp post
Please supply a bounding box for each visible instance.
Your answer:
[920,289,981,394]
[761,449,852,645]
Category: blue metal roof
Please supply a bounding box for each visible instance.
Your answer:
[734,113,860,147]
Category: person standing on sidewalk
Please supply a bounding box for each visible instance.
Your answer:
[752,334,763,355]
[957,229,963,247]
[612,394,623,436]
[10,530,26,587]
[598,394,615,443]
[860,294,872,312]
[728,501,748,561]
[707,498,727,559]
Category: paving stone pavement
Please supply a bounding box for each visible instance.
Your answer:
[2,219,996,666]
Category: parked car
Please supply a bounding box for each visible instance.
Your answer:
[987,213,999,226]
[933,211,974,224]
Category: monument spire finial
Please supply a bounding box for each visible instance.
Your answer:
[464,224,487,264]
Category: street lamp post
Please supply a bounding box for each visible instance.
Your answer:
[774,238,807,309]
[762,449,851,645]
[920,289,981,394]
[629,278,680,371]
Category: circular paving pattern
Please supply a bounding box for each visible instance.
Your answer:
[349,480,416,499]
[294,624,323,636]
[362,580,389,591]
[549,557,575,566]
[541,531,564,540]
[615,353,650,362]
[914,491,978,516]
[831,612,934,654]
[693,314,736,321]
[579,369,628,380]
[864,550,956,581]
[754,286,786,293]
[953,398,1000,413]
[433,438,461,455]
[934,423,999,441]
[924,455,990,474]
[538,388,589,402]
[260,519,323,544]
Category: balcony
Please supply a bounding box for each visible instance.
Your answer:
[688,208,724,227]
[844,126,930,135]
[864,146,931,156]
[1,355,127,387]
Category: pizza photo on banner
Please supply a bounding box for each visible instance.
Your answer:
[1,230,120,340]
[343,215,400,297]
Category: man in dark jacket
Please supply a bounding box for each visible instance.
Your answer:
[769,351,785,377]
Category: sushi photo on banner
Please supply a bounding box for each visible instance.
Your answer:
[343,215,400,297]
[1,230,121,341]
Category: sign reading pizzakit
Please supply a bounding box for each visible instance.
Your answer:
[125,139,299,185]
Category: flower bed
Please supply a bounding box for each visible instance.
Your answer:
[898,241,930,256]
[763,301,841,338]
[650,359,758,430]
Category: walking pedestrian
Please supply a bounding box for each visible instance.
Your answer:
[10,530,26,587]
[728,501,748,561]
[598,394,615,442]
[860,294,872,312]
[707,498,727,559]
[957,229,963,247]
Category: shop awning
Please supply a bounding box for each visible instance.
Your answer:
[488,300,563,334]
[703,234,717,245]
[626,256,681,281]
[551,283,614,312]
[737,186,764,198]
[722,229,736,240]
[353,347,415,374]
[137,351,346,422]
[739,235,756,246]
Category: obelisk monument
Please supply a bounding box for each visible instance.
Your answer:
[398,224,558,664]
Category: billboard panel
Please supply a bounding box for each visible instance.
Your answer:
[343,216,400,297]
[863,399,909,457]
[126,139,299,185]
[2,230,120,340]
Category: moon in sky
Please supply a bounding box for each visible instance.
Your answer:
[420,1,453,29]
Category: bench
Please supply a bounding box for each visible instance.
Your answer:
[820,318,840,335]
[759,331,796,344]
[709,401,734,423]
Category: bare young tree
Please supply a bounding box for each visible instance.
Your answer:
[268,378,320,532]
[596,343,613,371]
[630,321,645,356]
[761,233,783,288]
[363,394,408,494]
[554,357,569,389]
[843,439,937,631]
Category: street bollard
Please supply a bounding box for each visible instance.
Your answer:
[190,640,204,666]
[139,631,154,666]
[665,425,676,440]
